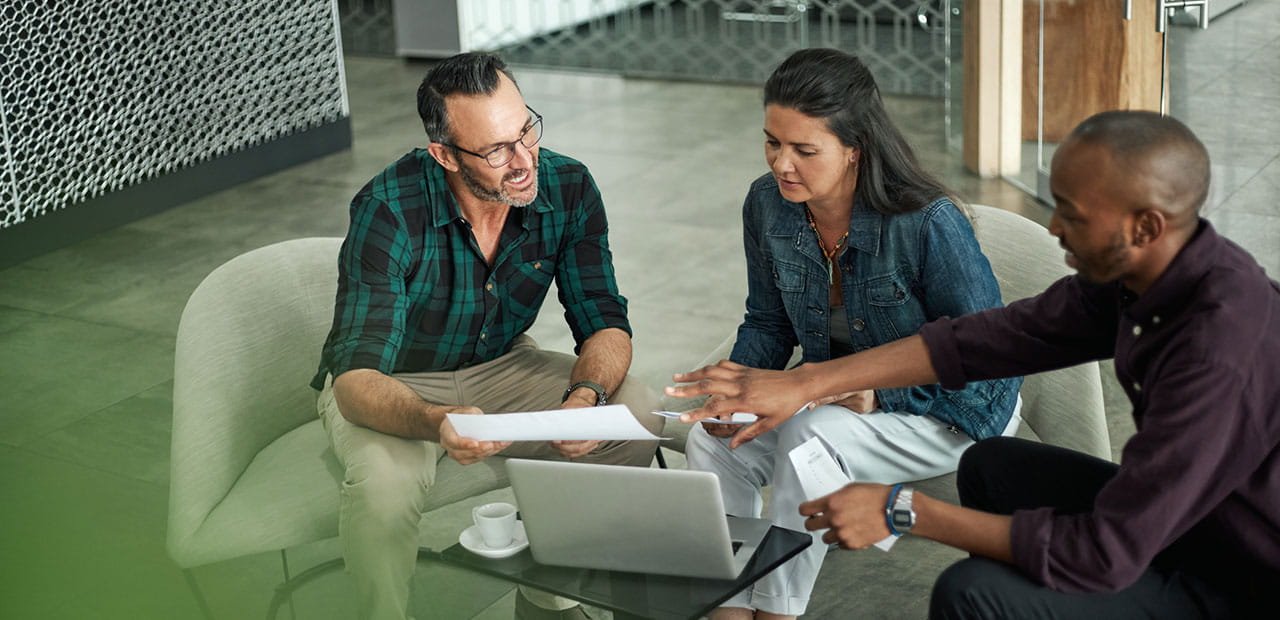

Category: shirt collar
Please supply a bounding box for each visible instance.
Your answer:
[845,196,883,256]
[1125,218,1221,322]
[419,148,554,229]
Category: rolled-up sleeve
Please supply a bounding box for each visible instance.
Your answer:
[555,174,630,352]
[313,196,413,388]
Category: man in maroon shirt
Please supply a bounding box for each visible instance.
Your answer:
[666,110,1278,618]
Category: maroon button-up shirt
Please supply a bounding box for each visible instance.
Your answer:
[920,220,1280,593]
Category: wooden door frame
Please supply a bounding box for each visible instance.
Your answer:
[962,1,1164,178]
[962,0,1022,178]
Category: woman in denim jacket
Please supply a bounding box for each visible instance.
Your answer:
[683,49,1023,620]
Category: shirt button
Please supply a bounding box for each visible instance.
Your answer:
[852,318,866,331]
[486,283,494,292]
[1132,325,1141,336]
[1152,316,1161,325]
[480,332,487,340]
[534,261,542,270]
[1132,381,1141,392]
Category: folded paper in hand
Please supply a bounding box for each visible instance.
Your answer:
[788,435,897,551]
[446,404,664,441]
[650,411,758,425]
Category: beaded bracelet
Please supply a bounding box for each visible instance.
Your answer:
[885,483,906,537]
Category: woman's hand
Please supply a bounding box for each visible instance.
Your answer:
[811,389,879,413]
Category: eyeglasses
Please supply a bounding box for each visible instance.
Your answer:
[442,106,543,168]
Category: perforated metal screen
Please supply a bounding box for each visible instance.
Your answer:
[0,1,349,230]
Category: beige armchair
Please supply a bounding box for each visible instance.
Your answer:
[168,237,512,617]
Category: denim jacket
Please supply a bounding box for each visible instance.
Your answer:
[730,174,1022,440]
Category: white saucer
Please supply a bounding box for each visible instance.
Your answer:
[459,521,529,559]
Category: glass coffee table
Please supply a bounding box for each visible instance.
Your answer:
[424,525,811,620]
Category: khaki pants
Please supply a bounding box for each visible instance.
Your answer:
[317,335,663,620]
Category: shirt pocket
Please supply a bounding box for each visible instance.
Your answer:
[507,246,556,302]
[866,273,926,340]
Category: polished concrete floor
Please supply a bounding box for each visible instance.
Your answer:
[2,7,1278,616]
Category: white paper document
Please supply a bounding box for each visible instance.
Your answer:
[650,411,758,425]
[787,435,897,552]
[446,404,664,442]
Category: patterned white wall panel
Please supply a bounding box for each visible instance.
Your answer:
[0,0,349,230]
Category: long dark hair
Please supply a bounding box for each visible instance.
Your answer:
[764,48,955,215]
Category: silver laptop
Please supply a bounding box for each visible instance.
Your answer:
[505,459,772,579]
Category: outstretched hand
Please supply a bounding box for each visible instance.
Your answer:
[664,360,815,448]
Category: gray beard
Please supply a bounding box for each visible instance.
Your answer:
[457,155,539,207]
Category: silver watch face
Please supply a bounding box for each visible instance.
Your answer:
[891,488,915,532]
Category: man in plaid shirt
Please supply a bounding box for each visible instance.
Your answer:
[311,52,662,620]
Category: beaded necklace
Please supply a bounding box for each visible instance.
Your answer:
[803,205,849,285]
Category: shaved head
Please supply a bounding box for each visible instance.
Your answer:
[1064,110,1210,231]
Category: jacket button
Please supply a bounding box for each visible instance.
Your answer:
[895,289,905,300]
[1132,381,1141,392]
[1132,325,1141,336]
[852,318,866,331]
[486,283,494,292]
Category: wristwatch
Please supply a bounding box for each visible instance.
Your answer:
[563,381,608,406]
[888,486,916,536]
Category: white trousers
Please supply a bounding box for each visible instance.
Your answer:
[685,399,1021,616]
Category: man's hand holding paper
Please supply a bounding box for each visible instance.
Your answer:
[439,406,512,465]
[445,405,664,444]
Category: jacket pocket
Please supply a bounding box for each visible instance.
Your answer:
[772,259,806,293]
[866,273,925,340]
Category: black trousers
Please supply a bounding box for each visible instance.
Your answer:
[927,437,1262,620]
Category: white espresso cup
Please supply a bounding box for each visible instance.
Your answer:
[472,501,518,548]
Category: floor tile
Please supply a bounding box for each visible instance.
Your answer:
[0,314,172,447]
[24,381,175,486]
[0,303,47,335]
[1203,208,1280,277]
[0,446,200,620]
[1207,154,1280,218]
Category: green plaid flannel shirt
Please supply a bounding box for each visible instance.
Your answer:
[311,148,629,390]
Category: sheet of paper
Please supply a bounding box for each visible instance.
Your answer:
[651,402,813,425]
[446,405,664,441]
[788,436,897,552]
[650,411,758,425]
